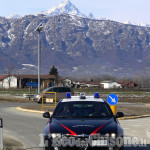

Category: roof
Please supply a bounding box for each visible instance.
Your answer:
[118,81,134,84]
[0,74,9,80]
[100,81,116,83]
[74,81,100,85]
[15,74,56,79]
[62,96,105,102]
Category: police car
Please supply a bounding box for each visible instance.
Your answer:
[43,93,124,150]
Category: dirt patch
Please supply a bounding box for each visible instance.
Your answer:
[3,137,24,150]
[116,105,150,116]
[0,96,31,103]
[116,97,150,103]
[21,104,150,117]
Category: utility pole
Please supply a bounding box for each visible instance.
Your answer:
[35,22,43,93]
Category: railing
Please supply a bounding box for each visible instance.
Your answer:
[41,92,56,111]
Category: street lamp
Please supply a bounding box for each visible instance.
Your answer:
[35,22,43,93]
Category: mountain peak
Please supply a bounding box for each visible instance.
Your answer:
[58,0,71,7]
[46,0,86,17]
[88,13,95,19]
[6,14,21,19]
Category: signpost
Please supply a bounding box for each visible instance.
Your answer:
[0,118,3,150]
[107,94,118,115]
[26,82,38,100]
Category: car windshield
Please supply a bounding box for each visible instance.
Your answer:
[53,101,113,118]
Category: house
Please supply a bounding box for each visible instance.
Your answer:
[0,74,17,88]
[73,81,100,88]
[118,81,138,88]
[100,81,122,89]
[0,74,56,89]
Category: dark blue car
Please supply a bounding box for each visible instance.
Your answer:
[43,93,124,150]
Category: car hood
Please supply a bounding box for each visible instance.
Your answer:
[44,117,117,135]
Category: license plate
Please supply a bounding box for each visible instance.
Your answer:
[46,99,53,102]
[92,140,108,146]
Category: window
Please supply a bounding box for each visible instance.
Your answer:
[53,101,113,118]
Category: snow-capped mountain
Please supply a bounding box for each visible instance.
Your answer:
[38,0,94,19]
[88,13,95,19]
[6,14,21,19]
[124,21,150,27]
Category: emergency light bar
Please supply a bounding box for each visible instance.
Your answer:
[94,92,100,98]
[66,93,71,98]
[80,93,86,99]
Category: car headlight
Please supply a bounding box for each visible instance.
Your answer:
[36,95,40,98]
[51,133,61,138]
[111,133,116,139]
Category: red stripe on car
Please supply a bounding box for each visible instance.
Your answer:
[90,124,106,135]
[59,123,77,136]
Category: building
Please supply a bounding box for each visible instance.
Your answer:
[73,81,100,88]
[0,74,56,89]
[0,75,17,88]
[118,81,138,88]
[100,81,122,89]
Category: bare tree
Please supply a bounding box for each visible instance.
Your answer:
[5,64,15,88]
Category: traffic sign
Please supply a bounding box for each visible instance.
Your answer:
[26,82,38,87]
[107,94,118,105]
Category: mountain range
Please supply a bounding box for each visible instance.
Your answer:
[1,0,150,77]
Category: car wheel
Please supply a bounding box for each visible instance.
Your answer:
[44,139,54,150]
[38,98,42,104]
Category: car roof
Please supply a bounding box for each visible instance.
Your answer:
[61,96,105,103]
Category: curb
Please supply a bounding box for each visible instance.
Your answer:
[16,107,53,115]
[16,107,150,120]
[16,107,44,114]
[16,107,54,115]
[118,114,150,120]
[144,104,150,106]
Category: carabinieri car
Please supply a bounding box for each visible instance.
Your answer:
[43,93,124,150]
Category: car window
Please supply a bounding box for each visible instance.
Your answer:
[53,101,113,118]
[50,88,58,92]
[57,87,71,92]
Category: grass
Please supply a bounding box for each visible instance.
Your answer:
[1,87,150,95]
[0,88,37,95]
[0,87,150,103]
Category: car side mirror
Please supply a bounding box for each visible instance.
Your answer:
[43,112,50,118]
[116,112,124,118]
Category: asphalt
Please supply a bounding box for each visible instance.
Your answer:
[0,103,46,150]
[0,103,150,150]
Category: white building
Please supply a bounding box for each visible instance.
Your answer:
[100,81,121,89]
[0,75,17,88]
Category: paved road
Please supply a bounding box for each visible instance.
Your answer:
[0,103,150,150]
[0,103,46,150]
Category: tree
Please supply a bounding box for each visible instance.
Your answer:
[5,64,15,88]
[49,66,59,84]
[49,66,59,77]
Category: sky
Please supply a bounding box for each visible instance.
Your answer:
[0,0,150,24]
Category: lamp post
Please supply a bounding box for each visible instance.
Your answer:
[35,22,43,93]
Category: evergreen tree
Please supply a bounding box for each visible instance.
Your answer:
[49,66,59,77]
